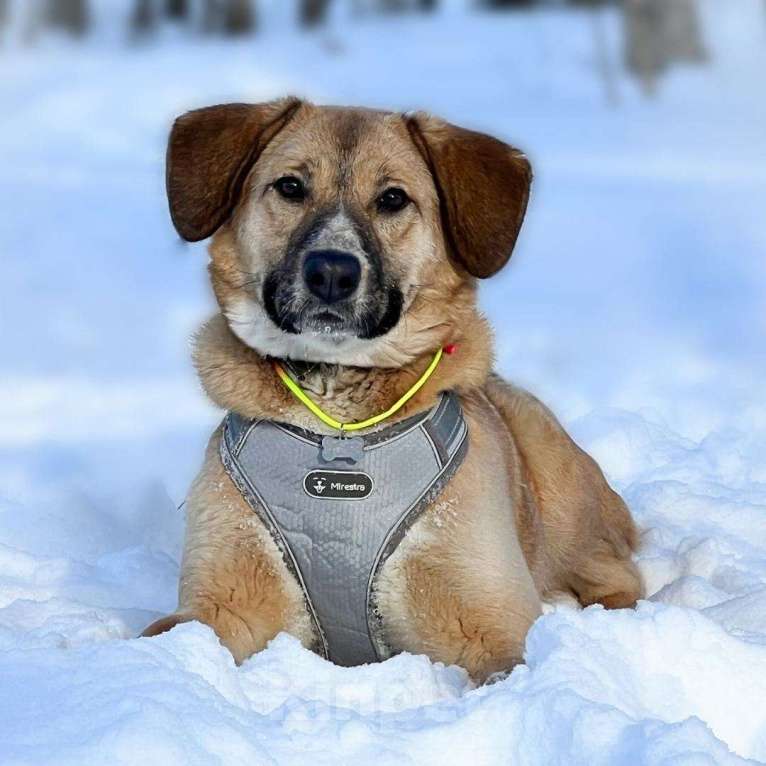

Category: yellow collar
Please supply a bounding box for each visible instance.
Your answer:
[273,348,445,433]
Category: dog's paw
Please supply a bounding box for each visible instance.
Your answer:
[484,669,512,686]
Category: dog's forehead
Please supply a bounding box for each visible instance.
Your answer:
[266,106,423,183]
[303,105,396,149]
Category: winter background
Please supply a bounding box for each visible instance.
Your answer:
[1,0,765,763]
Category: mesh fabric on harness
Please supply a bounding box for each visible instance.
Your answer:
[219,391,468,666]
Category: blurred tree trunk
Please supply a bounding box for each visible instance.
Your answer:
[372,0,441,12]
[624,0,707,96]
[379,0,407,11]
[202,0,220,33]
[663,0,707,62]
[483,0,537,8]
[0,0,8,29]
[131,0,157,36]
[624,0,666,95]
[300,0,332,27]
[165,0,189,19]
[222,0,255,35]
[47,0,89,36]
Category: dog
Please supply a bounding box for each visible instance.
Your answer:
[142,98,643,682]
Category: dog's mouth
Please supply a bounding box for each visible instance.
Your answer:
[302,308,350,339]
[262,272,403,343]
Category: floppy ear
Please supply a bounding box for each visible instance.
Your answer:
[166,97,302,242]
[406,113,532,279]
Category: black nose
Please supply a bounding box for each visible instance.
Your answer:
[302,250,361,305]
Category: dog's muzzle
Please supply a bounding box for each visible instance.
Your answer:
[263,256,403,340]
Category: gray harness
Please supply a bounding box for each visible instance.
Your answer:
[219,392,468,666]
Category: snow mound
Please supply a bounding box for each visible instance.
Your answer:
[1,609,763,765]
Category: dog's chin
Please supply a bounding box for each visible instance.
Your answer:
[300,310,355,344]
[225,296,398,367]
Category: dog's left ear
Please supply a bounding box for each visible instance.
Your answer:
[406,113,532,279]
[166,97,302,242]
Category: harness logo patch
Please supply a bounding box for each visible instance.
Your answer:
[303,470,373,500]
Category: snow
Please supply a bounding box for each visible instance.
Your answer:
[1,1,766,763]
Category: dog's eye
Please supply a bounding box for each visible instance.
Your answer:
[377,187,410,213]
[274,176,305,201]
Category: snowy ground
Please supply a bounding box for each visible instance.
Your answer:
[1,1,766,763]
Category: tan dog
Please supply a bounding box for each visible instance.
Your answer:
[143,98,642,682]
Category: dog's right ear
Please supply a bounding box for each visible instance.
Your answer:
[166,97,302,242]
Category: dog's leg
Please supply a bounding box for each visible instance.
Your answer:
[391,552,541,683]
[484,375,644,610]
[141,611,194,638]
[140,429,315,663]
[375,396,544,684]
[566,540,644,609]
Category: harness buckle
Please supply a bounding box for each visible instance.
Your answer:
[321,434,365,464]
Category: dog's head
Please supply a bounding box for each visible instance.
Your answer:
[167,98,531,366]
